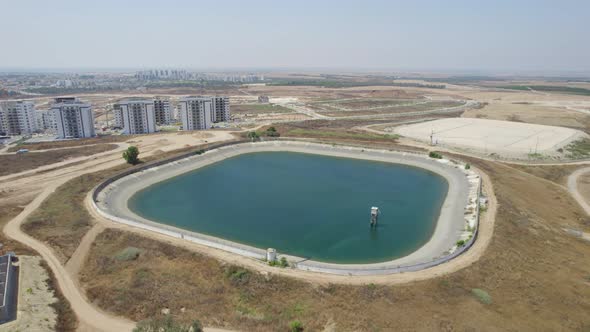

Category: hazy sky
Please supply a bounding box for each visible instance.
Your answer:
[2,0,589,73]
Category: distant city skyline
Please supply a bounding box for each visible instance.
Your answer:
[2,0,589,75]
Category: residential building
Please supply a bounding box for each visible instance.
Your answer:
[51,97,95,139]
[0,100,37,135]
[113,104,124,129]
[211,96,231,123]
[153,97,172,125]
[37,110,57,133]
[178,97,212,131]
[116,99,156,134]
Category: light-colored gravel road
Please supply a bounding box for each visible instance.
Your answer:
[567,167,590,215]
[1,131,238,332]
[4,182,137,332]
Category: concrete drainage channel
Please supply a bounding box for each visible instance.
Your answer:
[92,140,482,276]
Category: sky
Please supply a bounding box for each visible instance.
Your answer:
[1,0,589,74]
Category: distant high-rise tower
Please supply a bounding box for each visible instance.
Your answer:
[51,97,95,139]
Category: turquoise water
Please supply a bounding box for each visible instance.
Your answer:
[128,152,448,263]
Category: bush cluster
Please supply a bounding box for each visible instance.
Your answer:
[428,151,443,159]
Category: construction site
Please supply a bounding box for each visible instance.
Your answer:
[1,75,590,331]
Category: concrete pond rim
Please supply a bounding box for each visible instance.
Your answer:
[91,140,481,276]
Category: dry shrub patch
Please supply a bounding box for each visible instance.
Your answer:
[0,144,118,176]
[22,163,129,263]
[80,156,590,331]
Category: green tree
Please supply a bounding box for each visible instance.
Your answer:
[265,126,280,137]
[247,131,260,141]
[123,146,140,165]
[428,151,442,159]
[279,256,289,267]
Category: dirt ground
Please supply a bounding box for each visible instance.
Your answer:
[463,101,590,130]
[0,256,58,332]
[576,172,590,205]
[78,155,590,331]
[6,135,132,152]
[0,144,118,176]
[19,134,241,265]
[3,81,590,331]
[0,205,77,331]
[22,166,128,264]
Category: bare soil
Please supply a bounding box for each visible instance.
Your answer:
[0,144,119,176]
[577,171,590,208]
[22,164,129,264]
[7,135,132,152]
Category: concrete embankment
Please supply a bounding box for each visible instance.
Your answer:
[93,141,479,275]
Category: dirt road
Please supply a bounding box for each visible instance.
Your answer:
[1,131,238,332]
[4,182,136,332]
[567,167,590,215]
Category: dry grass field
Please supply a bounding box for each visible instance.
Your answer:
[22,166,127,263]
[463,101,590,130]
[0,144,118,177]
[4,78,590,331]
[231,103,294,114]
[6,135,131,152]
[76,154,590,331]
[0,194,77,331]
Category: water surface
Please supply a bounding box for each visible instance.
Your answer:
[129,152,448,263]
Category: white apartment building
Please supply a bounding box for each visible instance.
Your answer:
[178,97,212,131]
[153,97,172,125]
[116,99,156,134]
[113,104,124,129]
[0,100,37,135]
[52,97,95,139]
[36,110,57,133]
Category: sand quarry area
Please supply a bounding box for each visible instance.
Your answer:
[394,117,588,158]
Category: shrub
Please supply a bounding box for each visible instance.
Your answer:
[471,288,492,304]
[456,239,466,247]
[247,131,260,141]
[269,257,289,268]
[224,265,250,285]
[194,149,205,155]
[115,247,142,261]
[123,146,140,165]
[279,256,289,268]
[465,163,471,170]
[265,126,280,137]
[429,151,443,159]
[289,319,304,332]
